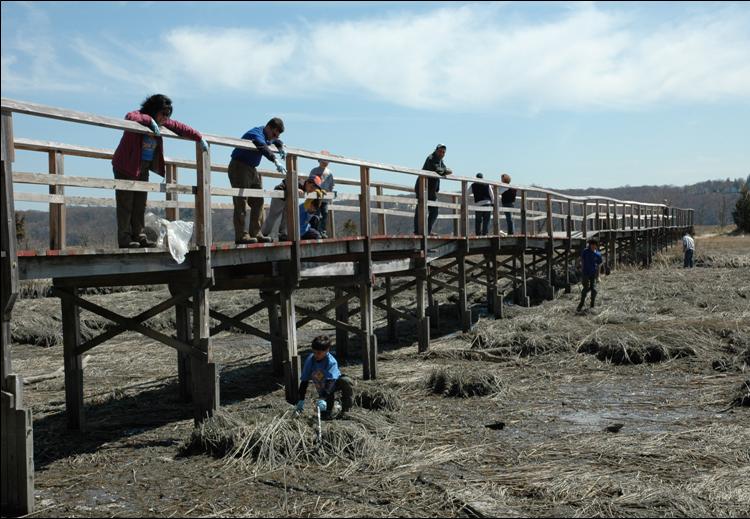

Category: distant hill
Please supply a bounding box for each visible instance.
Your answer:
[14,177,747,249]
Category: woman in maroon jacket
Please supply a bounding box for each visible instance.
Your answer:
[111,94,206,248]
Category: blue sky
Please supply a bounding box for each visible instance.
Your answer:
[2,1,749,210]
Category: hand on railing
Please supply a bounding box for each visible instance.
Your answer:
[274,158,287,174]
[277,145,286,161]
[199,137,209,152]
[149,119,161,137]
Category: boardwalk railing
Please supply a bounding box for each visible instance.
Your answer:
[2,98,692,255]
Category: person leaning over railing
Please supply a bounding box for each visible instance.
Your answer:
[500,173,517,235]
[229,118,286,245]
[413,144,453,235]
[111,94,207,249]
[471,173,493,236]
[308,150,335,238]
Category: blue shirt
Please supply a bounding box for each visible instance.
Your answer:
[300,203,312,235]
[300,352,341,396]
[230,126,282,167]
[141,135,157,162]
[581,247,603,276]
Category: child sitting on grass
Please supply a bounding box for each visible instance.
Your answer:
[295,335,353,419]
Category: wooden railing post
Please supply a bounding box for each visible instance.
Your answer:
[582,201,588,239]
[285,155,300,282]
[452,194,459,236]
[165,163,178,222]
[460,180,469,239]
[520,190,527,236]
[194,140,212,279]
[492,185,500,236]
[376,185,386,236]
[545,193,554,300]
[48,150,65,250]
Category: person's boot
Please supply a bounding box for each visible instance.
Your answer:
[576,302,584,312]
[235,232,257,245]
[590,294,596,309]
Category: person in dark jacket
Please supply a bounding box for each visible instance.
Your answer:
[413,144,453,235]
[577,238,603,312]
[261,176,324,241]
[229,118,286,244]
[500,173,517,235]
[471,173,493,236]
[111,94,206,249]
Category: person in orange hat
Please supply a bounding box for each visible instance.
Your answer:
[261,175,324,241]
[308,150,335,238]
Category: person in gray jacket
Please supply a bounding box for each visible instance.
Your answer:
[413,144,453,235]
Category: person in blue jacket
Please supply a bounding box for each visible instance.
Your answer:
[229,118,286,244]
[577,238,603,312]
[295,335,353,419]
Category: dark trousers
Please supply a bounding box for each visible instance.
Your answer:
[301,228,321,240]
[502,202,515,235]
[315,202,329,235]
[325,375,354,414]
[684,249,694,268]
[228,158,264,241]
[114,165,149,248]
[579,273,598,307]
[475,210,491,236]
[414,202,439,234]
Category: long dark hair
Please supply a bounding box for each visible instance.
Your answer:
[140,94,173,118]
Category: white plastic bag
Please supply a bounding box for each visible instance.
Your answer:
[145,212,194,264]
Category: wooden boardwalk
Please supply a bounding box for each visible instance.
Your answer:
[0,98,693,515]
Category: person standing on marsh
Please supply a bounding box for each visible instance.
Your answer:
[308,150,335,238]
[229,118,286,244]
[413,144,453,235]
[112,94,206,249]
[682,231,695,268]
[577,238,603,312]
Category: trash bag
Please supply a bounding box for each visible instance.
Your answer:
[145,212,194,264]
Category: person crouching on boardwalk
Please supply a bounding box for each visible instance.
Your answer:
[112,94,206,248]
[294,335,353,419]
[577,238,603,312]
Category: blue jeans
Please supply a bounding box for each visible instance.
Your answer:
[502,202,514,235]
[684,249,694,268]
[315,202,329,235]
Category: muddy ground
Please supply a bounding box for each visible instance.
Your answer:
[8,231,750,517]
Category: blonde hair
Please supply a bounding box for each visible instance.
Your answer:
[501,173,511,183]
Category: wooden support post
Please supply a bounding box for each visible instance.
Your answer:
[460,181,469,241]
[582,201,588,239]
[492,185,500,236]
[427,273,439,330]
[285,155,301,284]
[61,286,85,430]
[385,277,396,342]
[358,165,376,380]
[457,249,470,332]
[190,285,218,424]
[519,190,528,306]
[48,150,65,250]
[359,282,376,380]
[416,272,430,353]
[170,282,192,402]
[545,194,554,300]
[328,207,336,239]
[334,287,349,362]
[565,199,572,293]
[279,289,299,404]
[263,290,283,377]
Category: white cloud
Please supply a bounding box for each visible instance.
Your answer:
[5,3,750,111]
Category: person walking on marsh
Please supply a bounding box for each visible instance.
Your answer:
[577,238,603,312]
[229,118,286,244]
[682,231,695,268]
[112,94,206,248]
[413,144,453,235]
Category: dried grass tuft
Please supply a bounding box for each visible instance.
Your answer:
[425,367,504,398]
[355,388,402,411]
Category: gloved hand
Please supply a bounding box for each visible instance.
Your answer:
[316,399,327,412]
[274,158,287,174]
[295,400,305,413]
[199,137,209,152]
[277,146,286,161]
[149,119,161,137]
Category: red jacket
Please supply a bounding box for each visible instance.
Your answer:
[111,110,203,179]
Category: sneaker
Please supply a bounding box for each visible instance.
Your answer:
[127,241,141,248]
[255,235,272,243]
[139,238,156,248]
[235,233,257,245]
[320,231,328,239]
